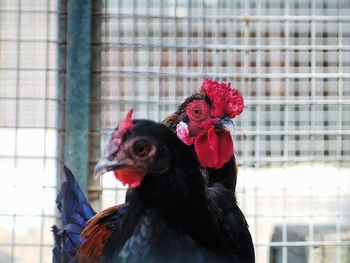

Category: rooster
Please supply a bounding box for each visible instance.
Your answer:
[78,110,239,262]
[162,79,254,262]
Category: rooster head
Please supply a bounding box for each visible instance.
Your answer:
[163,79,244,169]
[94,111,175,188]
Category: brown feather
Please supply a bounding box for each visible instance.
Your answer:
[162,113,180,130]
[78,204,125,263]
[78,223,111,263]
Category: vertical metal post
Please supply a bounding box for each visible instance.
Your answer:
[57,0,66,189]
[89,0,103,210]
[64,0,92,192]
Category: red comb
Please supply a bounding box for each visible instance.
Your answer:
[200,78,244,119]
[112,109,134,145]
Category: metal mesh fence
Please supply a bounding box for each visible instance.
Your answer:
[0,0,349,263]
[0,1,59,262]
[91,1,350,263]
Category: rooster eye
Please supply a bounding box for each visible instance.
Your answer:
[133,141,151,157]
[192,108,201,117]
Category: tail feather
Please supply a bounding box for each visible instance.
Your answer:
[52,225,62,263]
[52,166,96,262]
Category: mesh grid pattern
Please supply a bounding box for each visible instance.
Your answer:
[91,1,350,263]
[0,0,349,262]
[0,1,59,262]
[92,0,350,166]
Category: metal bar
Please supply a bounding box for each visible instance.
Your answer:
[253,0,260,256]
[214,0,221,78]
[0,243,57,247]
[1,96,348,105]
[173,0,178,112]
[309,188,314,262]
[282,4,290,260]
[238,156,350,162]
[92,129,350,136]
[39,0,51,261]
[185,0,192,98]
[254,240,350,247]
[337,7,344,165]
[0,213,57,217]
[0,10,59,14]
[244,211,350,217]
[89,154,350,163]
[0,39,59,44]
[93,42,350,51]
[11,1,22,260]
[89,0,103,212]
[91,70,350,78]
[0,126,60,130]
[0,97,60,101]
[145,0,151,120]
[336,187,341,263]
[88,98,350,105]
[336,2,344,262]
[57,0,67,192]
[282,187,287,263]
[0,68,59,71]
[254,0,261,172]
[89,13,350,22]
[132,0,136,112]
[0,155,59,159]
[155,0,163,122]
[11,215,15,263]
[253,186,259,260]
[200,0,205,79]
[308,3,315,253]
[64,0,92,192]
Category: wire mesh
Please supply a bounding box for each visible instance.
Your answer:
[0,0,349,263]
[0,1,60,262]
[91,1,350,263]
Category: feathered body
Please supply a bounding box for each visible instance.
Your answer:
[78,204,128,262]
[83,117,238,262]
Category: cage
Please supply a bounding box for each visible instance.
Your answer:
[0,0,349,262]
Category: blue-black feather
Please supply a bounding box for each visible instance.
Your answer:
[52,166,96,263]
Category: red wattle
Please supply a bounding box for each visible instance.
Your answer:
[194,127,233,169]
[113,168,145,188]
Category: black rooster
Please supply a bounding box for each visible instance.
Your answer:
[163,79,254,263]
[78,112,238,262]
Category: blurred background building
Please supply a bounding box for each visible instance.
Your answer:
[0,0,349,262]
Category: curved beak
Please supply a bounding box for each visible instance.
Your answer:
[220,116,234,126]
[93,155,146,188]
[215,117,233,132]
[93,157,127,179]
